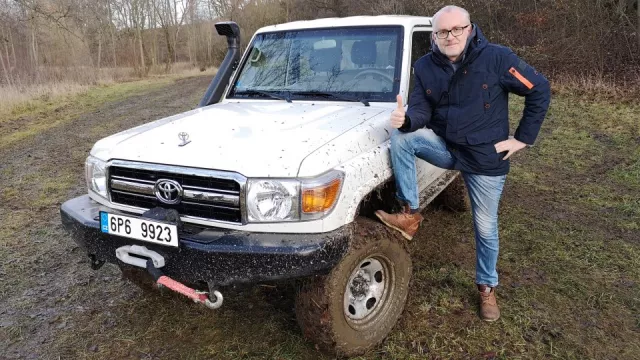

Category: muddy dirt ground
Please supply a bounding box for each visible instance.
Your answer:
[1,75,638,359]
[0,76,218,359]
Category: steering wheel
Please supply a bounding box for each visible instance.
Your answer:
[352,69,394,84]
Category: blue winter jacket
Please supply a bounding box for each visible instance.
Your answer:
[402,24,551,175]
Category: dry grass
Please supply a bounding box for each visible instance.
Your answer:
[0,82,91,115]
[550,73,640,102]
[0,63,216,117]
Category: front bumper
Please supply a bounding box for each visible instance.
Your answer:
[60,195,352,286]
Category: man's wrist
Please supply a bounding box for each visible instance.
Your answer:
[399,115,411,131]
[511,135,532,147]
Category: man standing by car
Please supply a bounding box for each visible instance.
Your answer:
[375,5,551,321]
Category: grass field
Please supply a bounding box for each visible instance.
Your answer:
[0,76,638,359]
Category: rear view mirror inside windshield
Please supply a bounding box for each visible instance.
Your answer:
[313,39,337,50]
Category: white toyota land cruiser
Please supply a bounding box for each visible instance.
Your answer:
[61,15,467,357]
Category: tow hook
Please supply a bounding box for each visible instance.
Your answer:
[115,245,223,309]
[146,259,223,309]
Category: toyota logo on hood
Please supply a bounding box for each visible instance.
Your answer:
[154,179,183,204]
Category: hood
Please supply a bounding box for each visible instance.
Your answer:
[91,101,385,177]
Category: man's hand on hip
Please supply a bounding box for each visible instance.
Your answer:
[495,137,527,160]
[391,94,406,129]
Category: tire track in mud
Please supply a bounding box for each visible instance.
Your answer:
[0,76,211,359]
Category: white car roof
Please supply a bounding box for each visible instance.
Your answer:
[255,15,433,33]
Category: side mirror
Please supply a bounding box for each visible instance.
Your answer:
[249,47,264,64]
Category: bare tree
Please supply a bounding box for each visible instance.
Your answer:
[0,0,636,88]
[0,41,11,85]
[153,0,193,68]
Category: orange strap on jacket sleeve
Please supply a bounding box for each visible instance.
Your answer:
[509,67,534,89]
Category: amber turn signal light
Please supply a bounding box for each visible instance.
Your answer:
[301,178,341,213]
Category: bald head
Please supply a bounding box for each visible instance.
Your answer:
[432,5,470,31]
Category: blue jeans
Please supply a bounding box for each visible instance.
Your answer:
[390,129,506,287]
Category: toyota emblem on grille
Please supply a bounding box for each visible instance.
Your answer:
[154,179,183,204]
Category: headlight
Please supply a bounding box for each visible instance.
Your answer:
[246,170,344,223]
[247,179,299,222]
[85,155,108,198]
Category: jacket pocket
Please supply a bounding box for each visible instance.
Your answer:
[466,127,503,145]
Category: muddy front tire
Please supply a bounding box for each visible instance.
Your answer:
[294,217,412,357]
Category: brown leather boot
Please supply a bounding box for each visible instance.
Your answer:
[478,285,500,322]
[374,204,424,240]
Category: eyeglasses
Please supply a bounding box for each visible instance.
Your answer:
[434,25,471,39]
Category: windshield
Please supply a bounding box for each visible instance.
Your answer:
[228,26,403,102]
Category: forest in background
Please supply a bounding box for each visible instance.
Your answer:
[0,0,638,91]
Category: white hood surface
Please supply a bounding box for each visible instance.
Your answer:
[92,101,385,177]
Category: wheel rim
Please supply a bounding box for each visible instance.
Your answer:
[343,256,394,325]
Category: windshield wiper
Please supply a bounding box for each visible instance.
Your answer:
[234,90,292,103]
[290,91,370,106]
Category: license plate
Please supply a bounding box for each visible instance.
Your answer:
[100,212,179,247]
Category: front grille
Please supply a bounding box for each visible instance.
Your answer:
[110,167,240,192]
[108,162,244,223]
